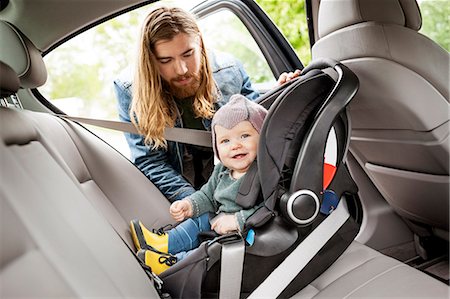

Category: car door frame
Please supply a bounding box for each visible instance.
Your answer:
[191,0,305,79]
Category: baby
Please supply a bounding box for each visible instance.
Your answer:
[130,94,267,274]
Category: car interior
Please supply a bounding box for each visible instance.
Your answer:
[1,0,449,298]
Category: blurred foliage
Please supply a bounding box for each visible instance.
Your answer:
[256,0,450,62]
[198,10,274,84]
[419,0,449,51]
[42,9,147,118]
[255,0,311,65]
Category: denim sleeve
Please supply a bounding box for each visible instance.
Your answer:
[212,50,260,104]
[237,60,260,101]
[113,80,195,202]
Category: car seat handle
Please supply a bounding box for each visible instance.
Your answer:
[302,58,339,74]
[286,61,359,225]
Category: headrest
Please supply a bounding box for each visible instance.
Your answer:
[0,61,20,97]
[0,21,47,88]
[318,0,422,39]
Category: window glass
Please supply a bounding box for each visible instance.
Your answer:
[40,6,151,158]
[197,9,276,89]
[418,0,449,51]
[255,0,311,65]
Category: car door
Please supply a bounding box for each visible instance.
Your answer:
[191,0,304,95]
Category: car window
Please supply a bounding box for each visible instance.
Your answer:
[40,5,151,158]
[255,0,311,65]
[418,0,449,51]
[39,1,278,158]
[197,9,276,91]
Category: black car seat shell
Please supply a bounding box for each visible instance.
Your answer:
[158,60,362,298]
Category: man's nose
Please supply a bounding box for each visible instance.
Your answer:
[174,59,188,75]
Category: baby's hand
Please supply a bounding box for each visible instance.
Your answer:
[170,199,193,222]
[211,214,239,235]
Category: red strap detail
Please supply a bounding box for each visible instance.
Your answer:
[323,163,337,189]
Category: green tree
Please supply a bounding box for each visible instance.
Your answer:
[419,0,449,51]
[42,8,149,118]
[256,0,450,63]
[255,0,311,65]
[199,10,274,83]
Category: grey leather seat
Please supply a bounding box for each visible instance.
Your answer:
[1,18,448,298]
[312,0,449,245]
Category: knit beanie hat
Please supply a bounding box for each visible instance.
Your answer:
[211,94,268,159]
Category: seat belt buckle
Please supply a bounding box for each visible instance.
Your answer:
[245,229,255,246]
[320,190,339,215]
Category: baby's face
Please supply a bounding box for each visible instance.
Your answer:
[215,120,259,179]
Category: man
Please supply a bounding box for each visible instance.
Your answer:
[113,6,298,202]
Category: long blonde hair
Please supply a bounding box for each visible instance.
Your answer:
[130,6,216,149]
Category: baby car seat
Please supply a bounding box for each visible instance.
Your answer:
[158,59,361,298]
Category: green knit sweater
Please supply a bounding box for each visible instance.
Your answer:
[188,163,260,231]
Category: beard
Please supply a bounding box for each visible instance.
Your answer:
[164,70,202,99]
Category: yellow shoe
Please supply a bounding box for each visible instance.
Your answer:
[130,220,169,253]
[137,249,177,275]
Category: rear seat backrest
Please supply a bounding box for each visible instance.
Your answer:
[0,20,173,297]
[0,107,161,297]
[1,197,76,298]
[23,111,173,247]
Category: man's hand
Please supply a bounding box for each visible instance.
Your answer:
[170,199,193,222]
[276,69,301,86]
[211,214,239,235]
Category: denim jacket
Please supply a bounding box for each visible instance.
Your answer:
[113,50,259,202]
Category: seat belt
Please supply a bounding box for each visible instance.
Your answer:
[247,199,350,299]
[58,115,212,148]
[219,238,245,299]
